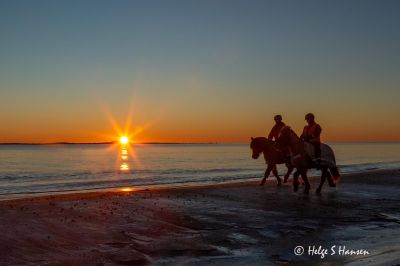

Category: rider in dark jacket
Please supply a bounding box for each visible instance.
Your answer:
[268,115,286,141]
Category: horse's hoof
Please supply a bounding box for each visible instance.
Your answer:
[283,178,288,183]
[293,183,299,192]
[304,189,310,195]
[277,182,282,187]
[259,182,265,186]
[316,189,321,194]
[329,183,336,187]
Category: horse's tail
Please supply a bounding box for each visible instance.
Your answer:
[321,143,340,182]
[329,166,341,183]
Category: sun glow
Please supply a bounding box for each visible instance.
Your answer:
[101,105,150,170]
[120,136,129,145]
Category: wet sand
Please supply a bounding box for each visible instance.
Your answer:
[0,169,399,265]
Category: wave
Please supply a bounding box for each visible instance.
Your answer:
[0,173,260,197]
[0,167,260,182]
[1,160,400,198]
[337,160,400,173]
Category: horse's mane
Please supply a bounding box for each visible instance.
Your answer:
[250,137,271,149]
[279,126,300,139]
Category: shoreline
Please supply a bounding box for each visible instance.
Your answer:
[0,167,398,203]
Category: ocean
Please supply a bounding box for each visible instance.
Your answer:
[0,143,400,199]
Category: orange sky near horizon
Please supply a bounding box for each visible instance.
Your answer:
[1,100,399,144]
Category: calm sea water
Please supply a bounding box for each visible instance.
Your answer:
[0,143,400,199]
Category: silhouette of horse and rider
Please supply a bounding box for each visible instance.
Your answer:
[250,113,340,194]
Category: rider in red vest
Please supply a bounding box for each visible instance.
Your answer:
[268,115,286,141]
[300,113,322,161]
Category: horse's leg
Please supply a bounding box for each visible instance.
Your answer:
[300,169,311,194]
[272,165,282,186]
[293,170,300,192]
[316,168,327,194]
[260,165,273,186]
[327,169,336,187]
[284,163,293,183]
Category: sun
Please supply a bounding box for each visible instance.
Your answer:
[120,136,129,145]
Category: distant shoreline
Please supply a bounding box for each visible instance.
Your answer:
[0,141,399,145]
[0,142,220,145]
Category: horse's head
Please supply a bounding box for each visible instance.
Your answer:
[250,137,269,159]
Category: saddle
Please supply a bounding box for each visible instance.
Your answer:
[303,142,336,168]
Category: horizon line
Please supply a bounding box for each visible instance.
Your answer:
[0,140,400,145]
[0,141,220,145]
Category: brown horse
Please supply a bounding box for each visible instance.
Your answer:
[275,126,340,194]
[250,137,294,186]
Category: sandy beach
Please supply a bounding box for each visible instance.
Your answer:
[0,169,399,265]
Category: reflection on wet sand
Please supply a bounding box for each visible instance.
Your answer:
[120,187,135,192]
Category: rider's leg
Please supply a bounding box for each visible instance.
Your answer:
[313,142,321,159]
[312,141,321,169]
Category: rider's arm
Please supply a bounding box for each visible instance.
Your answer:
[300,126,308,141]
[267,125,276,140]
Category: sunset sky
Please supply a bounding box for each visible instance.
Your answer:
[1,0,399,143]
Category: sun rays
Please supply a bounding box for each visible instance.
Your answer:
[96,93,166,175]
[99,104,147,171]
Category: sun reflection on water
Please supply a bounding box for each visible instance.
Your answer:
[118,135,135,173]
[102,107,146,173]
[119,162,129,171]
